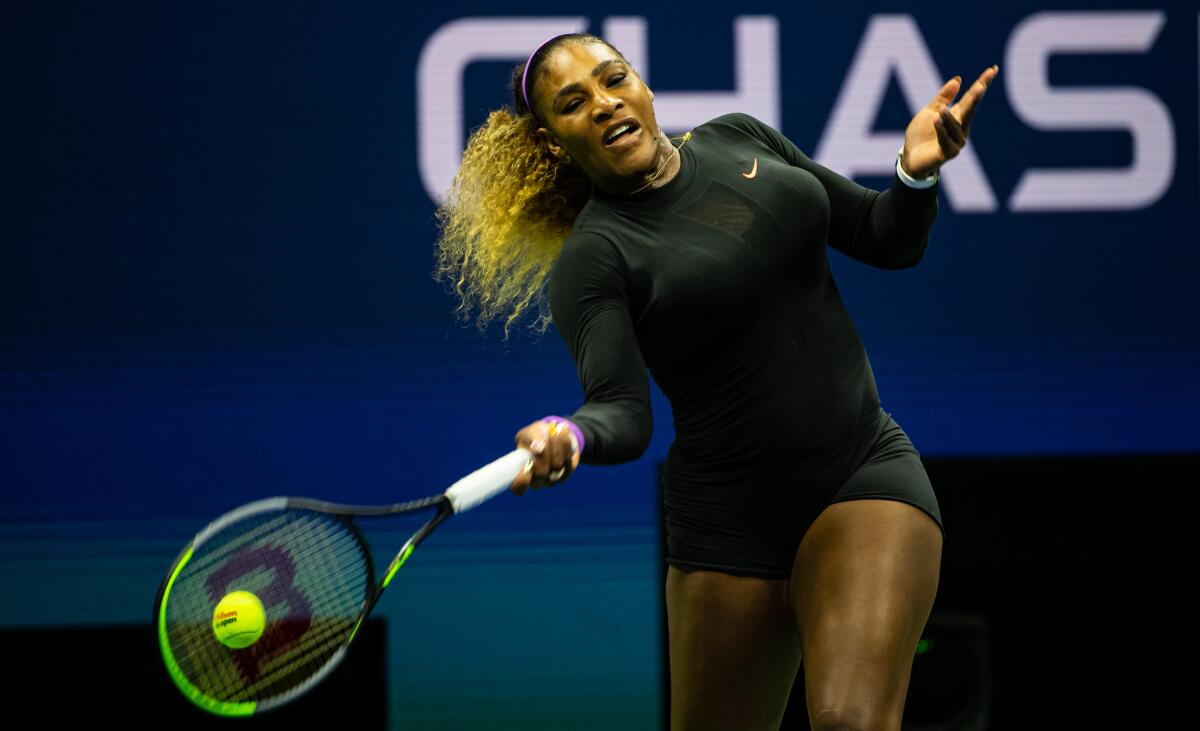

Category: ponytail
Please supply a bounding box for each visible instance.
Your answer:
[434,33,621,336]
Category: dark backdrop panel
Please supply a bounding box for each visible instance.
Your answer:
[5,619,387,730]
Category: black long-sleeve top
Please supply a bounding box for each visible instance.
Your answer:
[548,113,938,490]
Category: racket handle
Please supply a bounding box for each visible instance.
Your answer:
[444,448,533,514]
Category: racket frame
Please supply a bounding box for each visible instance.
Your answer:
[155,446,531,716]
[155,494,450,716]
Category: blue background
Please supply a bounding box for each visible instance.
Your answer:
[2,2,1197,728]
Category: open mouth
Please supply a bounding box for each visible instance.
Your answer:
[603,119,641,146]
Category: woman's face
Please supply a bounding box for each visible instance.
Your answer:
[532,41,672,193]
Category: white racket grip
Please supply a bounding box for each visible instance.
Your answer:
[444,448,533,514]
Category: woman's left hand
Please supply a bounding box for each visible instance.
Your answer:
[901,65,999,179]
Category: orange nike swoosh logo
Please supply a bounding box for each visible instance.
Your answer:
[741,158,758,179]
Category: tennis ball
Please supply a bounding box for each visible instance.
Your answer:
[212,590,267,649]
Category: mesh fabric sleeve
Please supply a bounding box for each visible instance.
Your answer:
[715,113,938,270]
[549,231,653,465]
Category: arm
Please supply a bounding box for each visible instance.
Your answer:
[732,67,999,268]
[724,113,938,270]
[548,231,653,465]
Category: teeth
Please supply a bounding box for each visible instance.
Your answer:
[606,124,632,143]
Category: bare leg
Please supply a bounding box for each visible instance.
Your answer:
[789,499,943,731]
[666,566,801,731]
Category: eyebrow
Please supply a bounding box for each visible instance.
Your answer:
[552,59,622,106]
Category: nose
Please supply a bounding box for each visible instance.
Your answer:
[592,93,623,121]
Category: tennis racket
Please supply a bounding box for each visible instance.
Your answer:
[153,447,532,717]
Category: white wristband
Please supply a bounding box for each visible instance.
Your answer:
[896,146,939,189]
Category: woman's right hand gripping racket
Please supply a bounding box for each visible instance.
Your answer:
[153,448,532,717]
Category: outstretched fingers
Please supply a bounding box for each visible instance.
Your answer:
[930,76,962,110]
[954,65,999,133]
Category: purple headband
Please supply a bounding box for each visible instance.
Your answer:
[521,36,558,114]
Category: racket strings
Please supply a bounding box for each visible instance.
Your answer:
[238,516,368,691]
[172,513,364,701]
[162,507,372,705]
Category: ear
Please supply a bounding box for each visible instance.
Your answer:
[536,127,567,161]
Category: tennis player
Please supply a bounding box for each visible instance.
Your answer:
[436,33,997,731]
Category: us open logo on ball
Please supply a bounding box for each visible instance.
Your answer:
[211,590,267,649]
[213,610,238,627]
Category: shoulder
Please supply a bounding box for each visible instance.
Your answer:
[698,113,804,160]
[554,229,628,280]
[557,200,630,276]
[551,229,630,296]
[700,112,779,142]
[549,229,634,325]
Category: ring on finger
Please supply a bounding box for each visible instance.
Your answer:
[548,467,565,482]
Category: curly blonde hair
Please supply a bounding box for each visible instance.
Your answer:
[434,34,613,336]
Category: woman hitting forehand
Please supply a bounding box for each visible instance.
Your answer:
[436,33,997,730]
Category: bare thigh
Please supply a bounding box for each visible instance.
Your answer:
[666,566,801,731]
[789,499,943,731]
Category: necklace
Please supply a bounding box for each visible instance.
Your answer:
[627,130,692,196]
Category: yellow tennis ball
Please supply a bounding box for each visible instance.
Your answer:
[212,590,267,649]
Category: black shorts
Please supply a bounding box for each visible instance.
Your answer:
[664,411,943,579]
